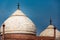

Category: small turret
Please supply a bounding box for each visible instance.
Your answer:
[2,24,5,40]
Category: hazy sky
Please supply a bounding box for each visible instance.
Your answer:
[0,0,60,35]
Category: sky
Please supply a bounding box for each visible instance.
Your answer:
[0,0,60,35]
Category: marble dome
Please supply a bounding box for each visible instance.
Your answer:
[1,9,36,35]
[40,25,60,37]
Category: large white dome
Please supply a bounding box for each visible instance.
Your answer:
[39,25,60,38]
[1,9,36,35]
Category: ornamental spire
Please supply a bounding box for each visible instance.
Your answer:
[50,17,52,25]
[17,3,20,9]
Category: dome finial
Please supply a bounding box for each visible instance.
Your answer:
[50,17,52,25]
[17,2,20,9]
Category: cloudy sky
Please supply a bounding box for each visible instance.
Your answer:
[0,0,60,35]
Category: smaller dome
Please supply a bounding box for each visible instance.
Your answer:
[39,25,60,37]
[39,18,60,38]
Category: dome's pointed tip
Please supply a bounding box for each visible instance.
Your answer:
[11,9,25,16]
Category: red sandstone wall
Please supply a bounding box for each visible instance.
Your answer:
[1,34,54,40]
